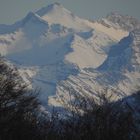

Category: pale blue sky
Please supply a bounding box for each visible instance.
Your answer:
[0,0,140,24]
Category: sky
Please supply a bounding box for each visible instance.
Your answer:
[0,0,140,24]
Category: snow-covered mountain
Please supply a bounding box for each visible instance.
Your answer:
[0,3,140,109]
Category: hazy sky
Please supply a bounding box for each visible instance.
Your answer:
[0,0,140,24]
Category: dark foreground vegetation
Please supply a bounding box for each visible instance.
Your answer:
[0,58,140,140]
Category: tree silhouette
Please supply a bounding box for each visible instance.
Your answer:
[0,58,40,140]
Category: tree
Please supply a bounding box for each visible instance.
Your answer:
[45,87,140,140]
[0,58,40,140]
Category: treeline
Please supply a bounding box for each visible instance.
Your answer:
[0,58,140,140]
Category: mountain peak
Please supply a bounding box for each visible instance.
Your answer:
[105,12,140,31]
[106,12,135,21]
[35,3,90,30]
[22,12,40,22]
[36,2,67,17]
[21,11,48,26]
[25,12,38,19]
[53,2,62,6]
